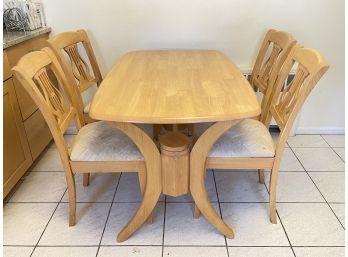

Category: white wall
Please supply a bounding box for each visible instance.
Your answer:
[44,0,344,134]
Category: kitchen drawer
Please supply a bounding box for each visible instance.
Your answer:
[24,109,52,160]
[4,78,32,197]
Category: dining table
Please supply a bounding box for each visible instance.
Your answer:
[89,49,261,242]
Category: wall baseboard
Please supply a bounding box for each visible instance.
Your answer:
[295,127,345,135]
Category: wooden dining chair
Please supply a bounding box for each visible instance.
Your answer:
[47,29,102,123]
[194,45,329,223]
[249,29,297,183]
[12,47,153,226]
[192,29,297,184]
[192,31,296,133]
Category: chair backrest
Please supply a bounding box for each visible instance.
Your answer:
[47,29,102,113]
[251,29,297,123]
[12,48,84,167]
[268,45,329,151]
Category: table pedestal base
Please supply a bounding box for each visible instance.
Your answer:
[112,121,240,242]
[159,132,190,197]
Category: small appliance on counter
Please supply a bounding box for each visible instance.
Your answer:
[3,0,46,32]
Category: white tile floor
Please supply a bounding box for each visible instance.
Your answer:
[3,134,345,257]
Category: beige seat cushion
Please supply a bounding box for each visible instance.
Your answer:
[70,121,144,161]
[209,119,275,158]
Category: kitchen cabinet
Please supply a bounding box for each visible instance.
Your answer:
[3,79,32,197]
[3,29,52,197]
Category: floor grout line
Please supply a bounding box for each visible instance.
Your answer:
[95,172,122,257]
[331,148,345,163]
[29,187,67,257]
[320,135,345,163]
[262,180,296,257]
[5,244,346,247]
[161,195,167,257]
[212,169,230,257]
[28,169,346,173]
[286,146,331,148]
[288,146,345,230]
[5,200,345,204]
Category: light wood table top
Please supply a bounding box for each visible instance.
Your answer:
[89,50,260,123]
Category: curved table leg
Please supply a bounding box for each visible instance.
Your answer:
[110,122,161,242]
[190,120,241,239]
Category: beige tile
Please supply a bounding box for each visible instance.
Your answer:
[164,203,226,246]
[164,247,228,257]
[221,203,289,246]
[287,135,329,147]
[31,148,64,171]
[265,172,324,202]
[9,172,66,202]
[114,173,165,202]
[309,172,345,202]
[322,135,345,147]
[39,202,110,246]
[4,203,57,245]
[98,246,162,257]
[329,203,345,227]
[32,247,98,257]
[101,202,164,245]
[278,148,304,171]
[3,247,34,257]
[292,148,344,171]
[62,173,119,203]
[215,171,269,202]
[228,247,294,257]
[277,203,344,246]
[333,147,345,161]
[293,247,345,257]
[167,171,217,202]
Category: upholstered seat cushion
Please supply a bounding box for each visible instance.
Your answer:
[208,119,275,158]
[70,121,144,161]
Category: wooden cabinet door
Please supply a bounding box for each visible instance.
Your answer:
[3,79,32,197]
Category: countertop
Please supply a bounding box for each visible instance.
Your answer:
[3,27,51,49]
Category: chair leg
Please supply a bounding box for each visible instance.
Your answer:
[269,167,279,224]
[193,204,201,219]
[83,173,90,187]
[258,169,265,184]
[65,172,76,226]
[138,170,153,224]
